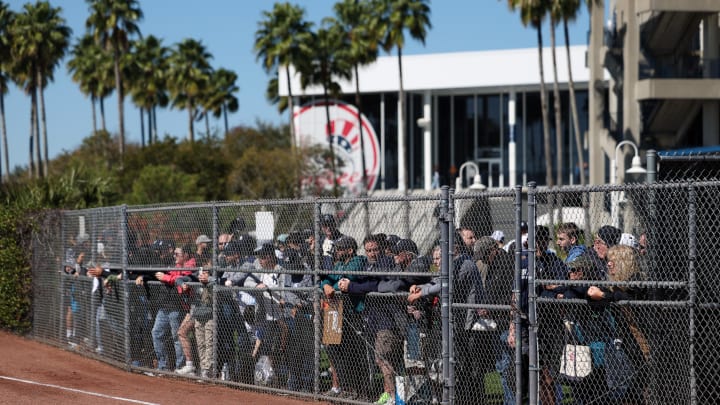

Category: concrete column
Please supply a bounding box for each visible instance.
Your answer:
[622,0,641,145]
[397,98,406,192]
[704,14,720,146]
[419,91,432,190]
[508,91,517,187]
[588,0,606,186]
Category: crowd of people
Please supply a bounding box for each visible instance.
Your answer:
[60,213,652,405]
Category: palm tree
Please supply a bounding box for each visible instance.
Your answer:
[0,1,13,182]
[300,23,352,197]
[254,2,314,153]
[509,0,553,187]
[375,0,431,191]
[207,68,239,138]
[167,38,212,142]
[128,35,169,145]
[86,0,143,161]
[332,0,382,194]
[67,34,115,134]
[9,1,71,178]
[555,0,585,185]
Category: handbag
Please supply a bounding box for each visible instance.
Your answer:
[604,339,634,400]
[559,319,592,380]
[321,298,343,345]
[470,317,498,331]
[559,343,592,380]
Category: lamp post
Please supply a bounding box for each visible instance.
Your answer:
[611,140,647,228]
[455,161,487,191]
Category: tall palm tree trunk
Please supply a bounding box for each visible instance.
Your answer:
[28,95,34,179]
[152,106,158,143]
[187,100,194,142]
[100,97,107,131]
[323,84,339,198]
[205,113,210,139]
[0,94,8,182]
[397,46,407,192]
[114,55,125,160]
[91,96,98,134]
[31,85,42,178]
[537,25,553,187]
[550,17,563,187]
[354,64,368,194]
[285,65,296,154]
[223,104,229,137]
[140,107,145,147]
[38,71,49,178]
[147,108,153,144]
[565,18,585,185]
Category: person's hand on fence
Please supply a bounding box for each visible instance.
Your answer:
[408,287,422,304]
[587,286,605,300]
[155,272,165,282]
[338,278,350,292]
[507,323,516,348]
[323,284,335,298]
[87,266,103,278]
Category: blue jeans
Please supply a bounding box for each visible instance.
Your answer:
[152,308,184,370]
[406,321,420,360]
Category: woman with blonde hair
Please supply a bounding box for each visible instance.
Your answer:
[588,244,646,302]
[586,244,650,404]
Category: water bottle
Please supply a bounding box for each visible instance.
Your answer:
[221,363,229,381]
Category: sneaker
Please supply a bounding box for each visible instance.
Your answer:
[175,364,196,375]
[324,386,341,397]
[340,390,358,400]
[375,391,392,404]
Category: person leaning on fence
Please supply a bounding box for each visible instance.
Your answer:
[556,222,588,264]
[192,261,215,379]
[216,237,256,383]
[319,235,370,400]
[175,244,199,376]
[247,243,290,388]
[86,262,122,356]
[586,244,650,403]
[588,225,623,280]
[135,243,193,372]
[337,234,398,405]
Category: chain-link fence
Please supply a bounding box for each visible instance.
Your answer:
[29,179,720,404]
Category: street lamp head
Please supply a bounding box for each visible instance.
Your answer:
[469,174,487,191]
[626,155,647,174]
[456,160,486,191]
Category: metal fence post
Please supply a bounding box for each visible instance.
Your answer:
[439,186,451,405]
[513,185,524,405]
[211,204,219,377]
[121,205,131,367]
[448,188,457,404]
[313,201,322,397]
[527,182,538,405]
[646,149,657,184]
[688,185,698,405]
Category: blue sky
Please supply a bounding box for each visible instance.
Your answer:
[4,0,591,171]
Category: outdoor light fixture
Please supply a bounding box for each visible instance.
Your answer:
[455,161,486,191]
[611,140,647,227]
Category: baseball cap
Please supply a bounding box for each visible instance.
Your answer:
[391,239,419,255]
[195,234,211,245]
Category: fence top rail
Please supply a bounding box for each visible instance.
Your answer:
[536,279,687,288]
[65,179,720,216]
[531,179,720,195]
[536,297,690,307]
